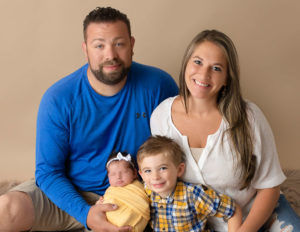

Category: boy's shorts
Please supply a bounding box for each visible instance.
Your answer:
[10,179,100,231]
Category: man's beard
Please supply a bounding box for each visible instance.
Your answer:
[90,59,130,85]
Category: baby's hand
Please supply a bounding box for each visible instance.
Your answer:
[96,196,104,205]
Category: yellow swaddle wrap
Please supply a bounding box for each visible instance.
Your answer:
[103,180,150,232]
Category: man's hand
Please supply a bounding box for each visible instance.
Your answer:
[86,203,132,232]
[95,196,104,205]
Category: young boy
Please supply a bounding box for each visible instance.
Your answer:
[137,135,242,232]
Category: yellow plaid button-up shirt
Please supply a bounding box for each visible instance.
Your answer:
[145,180,236,232]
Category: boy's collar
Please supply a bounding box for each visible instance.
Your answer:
[147,180,186,204]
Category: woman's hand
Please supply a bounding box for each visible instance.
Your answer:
[228,203,243,232]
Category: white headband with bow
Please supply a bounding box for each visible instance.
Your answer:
[106,152,133,168]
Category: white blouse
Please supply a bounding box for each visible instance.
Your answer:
[150,96,286,231]
[190,147,204,162]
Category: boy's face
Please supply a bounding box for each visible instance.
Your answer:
[139,153,185,198]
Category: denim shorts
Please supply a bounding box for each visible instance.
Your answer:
[259,194,300,232]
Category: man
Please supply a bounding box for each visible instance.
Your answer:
[0,7,178,232]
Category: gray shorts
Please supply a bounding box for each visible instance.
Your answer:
[10,179,100,231]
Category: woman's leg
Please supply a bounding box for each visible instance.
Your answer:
[259,194,300,232]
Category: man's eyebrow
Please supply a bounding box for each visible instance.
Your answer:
[91,36,126,43]
[91,38,105,43]
[113,36,126,41]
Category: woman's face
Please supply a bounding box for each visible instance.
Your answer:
[185,41,227,102]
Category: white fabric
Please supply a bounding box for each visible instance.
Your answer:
[190,147,204,162]
[150,96,286,231]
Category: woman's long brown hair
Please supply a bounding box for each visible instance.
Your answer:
[179,30,256,189]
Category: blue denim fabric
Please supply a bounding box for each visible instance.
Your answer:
[259,194,300,232]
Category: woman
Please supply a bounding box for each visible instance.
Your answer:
[150,30,299,231]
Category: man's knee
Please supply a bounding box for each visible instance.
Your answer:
[0,191,34,231]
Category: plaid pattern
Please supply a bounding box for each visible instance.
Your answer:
[145,180,236,232]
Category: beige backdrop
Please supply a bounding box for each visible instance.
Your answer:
[1,0,299,181]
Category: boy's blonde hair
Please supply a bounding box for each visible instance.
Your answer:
[137,135,185,167]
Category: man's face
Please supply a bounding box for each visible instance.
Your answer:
[83,21,135,85]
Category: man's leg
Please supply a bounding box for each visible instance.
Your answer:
[0,179,85,231]
[0,191,34,231]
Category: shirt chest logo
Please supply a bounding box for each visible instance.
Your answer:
[136,112,147,119]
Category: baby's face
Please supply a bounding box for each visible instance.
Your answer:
[107,160,137,187]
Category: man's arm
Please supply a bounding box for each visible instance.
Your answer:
[35,89,91,227]
[152,69,178,108]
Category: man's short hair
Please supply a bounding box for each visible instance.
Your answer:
[83,6,131,41]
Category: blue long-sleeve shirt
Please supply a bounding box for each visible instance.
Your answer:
[35,62,178,227]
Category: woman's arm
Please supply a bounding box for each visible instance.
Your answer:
[238,186,280,232]
[228,203,243,232]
